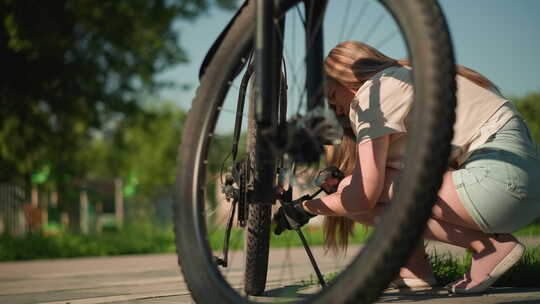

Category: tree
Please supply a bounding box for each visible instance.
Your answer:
[514,91,540,144]
[85,102,187,201]
[0,0,237,183]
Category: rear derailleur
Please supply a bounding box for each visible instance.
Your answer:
[214,160,251,267]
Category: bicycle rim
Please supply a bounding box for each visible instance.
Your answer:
[174,0,456,303]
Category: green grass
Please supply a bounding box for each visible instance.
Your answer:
[0,222,176,261]
[0,223,369,261]
[271,225,372,248]
[515,225,540,237]
[2,220,539,262]
[431,246,540,287]
[300,272,339,287]
[209,220,540,250]
[428,249,471,286]
[207,225,372,251]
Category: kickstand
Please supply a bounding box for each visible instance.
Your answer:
[295,227,326,288]
[291,188,326,288]
[214,198,237,267]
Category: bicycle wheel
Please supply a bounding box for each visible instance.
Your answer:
[174,0,456,303]
[243,70,281,295]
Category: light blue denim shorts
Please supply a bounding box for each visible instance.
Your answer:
[452,116,540,233]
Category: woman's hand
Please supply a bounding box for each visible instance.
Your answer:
[273,196,316,235]
[302,135,390,216]
[318,166,345,194]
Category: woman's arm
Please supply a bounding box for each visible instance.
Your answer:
[303,135,390,216]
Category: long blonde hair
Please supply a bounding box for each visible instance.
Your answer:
[322,41,498,252]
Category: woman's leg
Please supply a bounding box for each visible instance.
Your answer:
[348,170,522,287]
[430,171,522,289]
[346,204,434,281]
[349,168,435,280]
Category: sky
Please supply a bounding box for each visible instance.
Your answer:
[158,0,540,113]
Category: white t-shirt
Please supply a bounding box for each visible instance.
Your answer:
[349,66,519,169]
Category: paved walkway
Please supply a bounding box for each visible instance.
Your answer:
[0,237,539,304]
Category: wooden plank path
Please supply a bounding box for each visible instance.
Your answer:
[1,238,539,304]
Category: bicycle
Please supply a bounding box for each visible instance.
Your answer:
[174,0,457,303]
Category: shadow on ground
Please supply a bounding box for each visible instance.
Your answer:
[379,287,540,303]
[250,285,540,303]
[248,284,313,303]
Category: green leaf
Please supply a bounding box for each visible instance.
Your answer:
[31,164,51,184]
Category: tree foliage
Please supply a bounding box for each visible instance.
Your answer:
[84,102,187,201]
[0,0,237,183]
[514,91,540,144]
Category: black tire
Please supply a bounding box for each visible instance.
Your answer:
[174,0,456,303]
[243,67,287,295]
[244,75,274,296]
[244,204,272,295]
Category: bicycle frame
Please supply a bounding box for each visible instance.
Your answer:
[303,0,327,110]
[251,0,328,204]
[255,0,327,115]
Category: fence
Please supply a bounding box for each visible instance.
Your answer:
[0,183,28,235]
[0,179,125,236]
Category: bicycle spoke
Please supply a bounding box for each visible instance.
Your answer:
[361,12,386,44]
[338,0,353,43]
[374,30,399,49]
[344,1,371,41]
[274,7,306,117]
[294,4,306,26]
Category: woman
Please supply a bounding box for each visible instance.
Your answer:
[274,41,540,293]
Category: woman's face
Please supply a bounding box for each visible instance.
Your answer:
[326,80,356,117]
